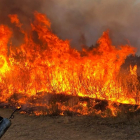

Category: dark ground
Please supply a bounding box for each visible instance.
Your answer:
[0,108,140,140]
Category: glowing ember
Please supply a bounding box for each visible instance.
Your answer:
[0,12,138,116]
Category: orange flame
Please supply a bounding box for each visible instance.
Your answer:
[130,65,137,76]
[0,12,138,116]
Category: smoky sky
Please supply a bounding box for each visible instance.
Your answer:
[0,0,140,54]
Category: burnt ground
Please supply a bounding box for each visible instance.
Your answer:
[0,108,140,140]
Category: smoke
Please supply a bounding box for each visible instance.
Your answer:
[0,0,140,54]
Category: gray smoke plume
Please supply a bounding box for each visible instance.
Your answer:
[0,0,140,54]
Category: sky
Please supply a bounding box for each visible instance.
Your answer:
[0,0,140,55]
[42,0,140,55]
[135,0,140,4]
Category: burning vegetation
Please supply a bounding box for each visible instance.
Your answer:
[0,12,139,117]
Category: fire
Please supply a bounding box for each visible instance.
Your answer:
[130,65,137,76]
[0,12,139,116]
[8,14,22,28]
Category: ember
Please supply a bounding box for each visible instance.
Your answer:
[0,12,139,116]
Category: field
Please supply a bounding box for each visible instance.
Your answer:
[0,107,140,140]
